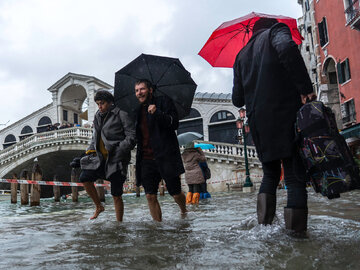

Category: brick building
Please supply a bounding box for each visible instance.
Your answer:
[310,0,360,131]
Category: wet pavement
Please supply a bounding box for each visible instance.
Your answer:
[0,189,359,270]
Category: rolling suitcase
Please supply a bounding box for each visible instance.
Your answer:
[295,101,360,199]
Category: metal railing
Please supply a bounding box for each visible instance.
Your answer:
[345,0,360,24]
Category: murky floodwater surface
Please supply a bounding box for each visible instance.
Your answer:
[0,190,359,270]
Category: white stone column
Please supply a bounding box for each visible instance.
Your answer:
[87,83,96,125]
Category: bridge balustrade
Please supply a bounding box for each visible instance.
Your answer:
[0,127,93,161]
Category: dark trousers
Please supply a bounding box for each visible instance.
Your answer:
[188,184,201,193]
[259,154,307,209]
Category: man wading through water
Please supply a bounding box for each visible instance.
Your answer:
[135,79,187,221]
[232,18,315,234]
[79,90,136,221]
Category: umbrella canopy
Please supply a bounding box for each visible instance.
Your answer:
[198,12,303,68]
[114,53,197,120]
[195,143,215,150]
[177,132,203,146]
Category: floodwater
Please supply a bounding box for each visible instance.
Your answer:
[0,189,359,270]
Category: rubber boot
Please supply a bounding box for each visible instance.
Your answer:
[257,193,276,225]
[284,207,308,233]
[186,192,193,204]
[191,193,200,204]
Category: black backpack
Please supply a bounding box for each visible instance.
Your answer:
[295,101,360,199]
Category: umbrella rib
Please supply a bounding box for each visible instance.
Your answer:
[212,20,256,65]
[208,22,251,41]
[154,62,182,86]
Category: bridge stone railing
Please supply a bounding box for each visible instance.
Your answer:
[181,140,258,160]
[0,127,93,162]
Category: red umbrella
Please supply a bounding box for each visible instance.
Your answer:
[198,12,303,68]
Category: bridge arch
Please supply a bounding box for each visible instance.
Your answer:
[60,84,87,125]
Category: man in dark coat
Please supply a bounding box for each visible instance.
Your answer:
[232,18,315,233]
[135,79,186,222]
[79,90,136,221]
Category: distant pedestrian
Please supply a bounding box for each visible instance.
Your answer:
[134,79,187,221]
[79,90,136,221]
[182,142,207,204]
[232,18,315,234]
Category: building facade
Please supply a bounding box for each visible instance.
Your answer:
[0,73,240,150]
[298,0,360,130]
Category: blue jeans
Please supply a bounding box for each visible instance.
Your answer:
[259,154,307,209]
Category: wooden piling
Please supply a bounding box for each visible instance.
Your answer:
[159,179,165,196]
[11,173,18,204]
[53,175,60,202]
[71,168,79,202]
[30,163,41,206]
[136,186,140,197]
[96,179,105,202]
[20,170,29,205]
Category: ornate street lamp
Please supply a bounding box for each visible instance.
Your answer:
[236,108,253,188]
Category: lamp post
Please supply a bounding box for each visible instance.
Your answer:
[236,108,253,188]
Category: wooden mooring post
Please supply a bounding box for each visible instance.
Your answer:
[20,170,29,205]
[71,168,79,202]
[136,186,140,197]
[53,175,61,202]
[96,179,105,202]
[11,173,18,204]
[30,163,41,206]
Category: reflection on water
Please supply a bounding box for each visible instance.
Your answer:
[0,189,359,270]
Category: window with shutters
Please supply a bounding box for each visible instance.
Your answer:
[337,58,351,84]
[341,98,356,124]
[318,17,329,47]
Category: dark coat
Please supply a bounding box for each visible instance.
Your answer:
[83,105,136,178]
[135,95,185,186]
[232,23,313,163]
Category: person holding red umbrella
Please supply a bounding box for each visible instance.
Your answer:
[231,18,315,234]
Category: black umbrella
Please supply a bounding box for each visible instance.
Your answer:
[114,53,197,119]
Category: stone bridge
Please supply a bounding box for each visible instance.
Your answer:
[0,127,263,192]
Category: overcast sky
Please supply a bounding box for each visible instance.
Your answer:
[0,0,302,129]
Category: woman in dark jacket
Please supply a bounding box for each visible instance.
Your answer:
[232,18,315,233]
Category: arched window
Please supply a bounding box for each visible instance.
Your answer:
[182,108,201,120]
[19,126,34,141]
[21,126,33,135]
[37,116,52,133]
[4,134,16,143]
[3,134,16,149]
[38,116,52,126]
[210,110,235,123]
[178,108,203,136]
[209,111,237,144]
